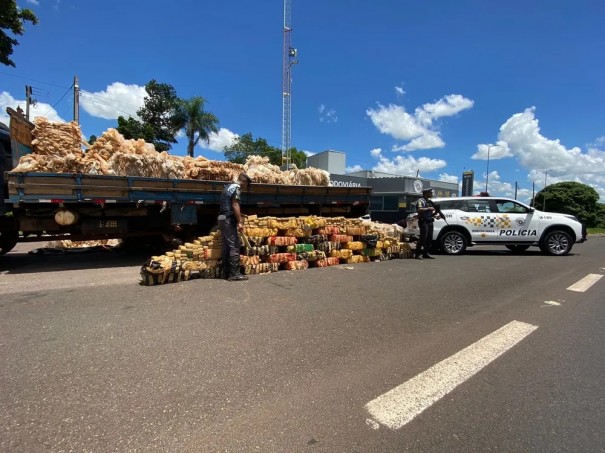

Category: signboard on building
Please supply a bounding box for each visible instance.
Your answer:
[462,171,474,196]
[329,175,368,187]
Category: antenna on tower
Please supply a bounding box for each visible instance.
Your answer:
[282,0,298,170]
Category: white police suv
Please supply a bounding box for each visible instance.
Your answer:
[404,196,587,256]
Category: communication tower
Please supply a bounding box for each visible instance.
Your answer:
[282,0,298,169]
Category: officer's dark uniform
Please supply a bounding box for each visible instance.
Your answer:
[218,181,247,280]
[415,190,436,260]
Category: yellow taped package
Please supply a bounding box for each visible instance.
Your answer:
[203,248,222,260]
[343,241,364,251]
[345,226,367,236]
[330,249,353,259]
[346,255,370,264]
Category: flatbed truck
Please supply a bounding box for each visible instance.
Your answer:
[0,110,370,255]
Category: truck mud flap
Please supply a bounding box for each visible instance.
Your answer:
[171,203,198,226]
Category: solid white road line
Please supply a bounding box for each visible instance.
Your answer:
[567,274,603,292]
[365,320,538,430]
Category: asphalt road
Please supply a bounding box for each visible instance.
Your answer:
[1,239,604,452]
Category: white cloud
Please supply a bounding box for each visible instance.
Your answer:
[366,148,447,176]
[200,128,239,153]
[471,141,513,160]
[346,164,364,173]
[392,133,444,152]
[477,107,605,200]
[26,0,39,5]
[80,82,146,120]
[438,173,459,184]
[366,93,473,151]
[415,94,474,126]
[370,148,382,158]
[318,104,338,123]
[0,91,65,125]
[395,86,405,97]
[366,104,428,142]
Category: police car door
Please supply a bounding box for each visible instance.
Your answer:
[493,199,540,243]
[460,199,499,240]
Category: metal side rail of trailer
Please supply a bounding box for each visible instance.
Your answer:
[6,172,372,207]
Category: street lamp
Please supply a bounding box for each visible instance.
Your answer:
[485,144,492,193]
[543,169,549,210]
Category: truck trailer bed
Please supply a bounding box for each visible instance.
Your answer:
[6,172,371,206]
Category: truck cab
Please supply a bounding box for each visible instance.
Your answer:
[1,122,12,209]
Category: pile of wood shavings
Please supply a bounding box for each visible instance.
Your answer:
[13,119,331,186]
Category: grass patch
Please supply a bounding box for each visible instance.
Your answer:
[587,228,605,235]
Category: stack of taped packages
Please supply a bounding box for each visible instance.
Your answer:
[140,215,412,285]
[13,118,330,186]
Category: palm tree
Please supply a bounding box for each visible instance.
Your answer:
[177,97,219,157]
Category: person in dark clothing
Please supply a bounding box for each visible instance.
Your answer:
[218,173,251,281]
[415,188,439,260]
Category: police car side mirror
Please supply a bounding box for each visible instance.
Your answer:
[529,207,535,213]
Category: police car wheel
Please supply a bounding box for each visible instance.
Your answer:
[505,245,530,253]
[440,231,467,255]
[540,230,572,256]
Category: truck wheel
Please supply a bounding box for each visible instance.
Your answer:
[505,245,530,253]
[0,230,19,255]
[440,231,467,255]
[540,230,573,256]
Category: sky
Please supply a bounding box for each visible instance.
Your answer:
[1,0,604,202]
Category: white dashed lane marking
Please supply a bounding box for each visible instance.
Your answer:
[567,274,603,292]
[365,320,538,430]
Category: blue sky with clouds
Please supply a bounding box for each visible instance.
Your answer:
[2,0,604,201]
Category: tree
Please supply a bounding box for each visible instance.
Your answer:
[534,181,601,227]
[224,133,281,165]
[597,204,605,228]
[224,135,309,168]
[288,147,307,169]
[176,96,219,157]
[0,0,38,67]
[116,115,156,143]
[137,80,182,151]
[114,80,182,152]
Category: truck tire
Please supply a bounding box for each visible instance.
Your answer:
[0,230,19,255]
[505,245,530,253]
[440,230,467,255]
[539,230,573,256]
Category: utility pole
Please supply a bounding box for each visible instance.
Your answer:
[73,75,80,124]
[25,85,33,120]
[514,181,518,200]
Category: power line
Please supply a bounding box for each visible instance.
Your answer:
[41,82,74,117]
[0,70,69,89]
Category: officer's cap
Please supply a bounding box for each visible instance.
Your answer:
[238,173,252,184]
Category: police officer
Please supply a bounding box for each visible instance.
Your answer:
[415,188,438,260]
[218,173,251,281]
